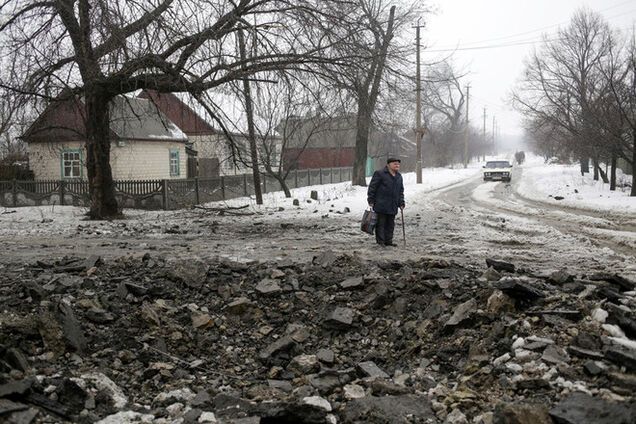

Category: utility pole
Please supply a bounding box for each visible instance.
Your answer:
[414,19,425,183]
[482,107,487,161]
[492,115,496,155]
[237,28,263,205]
[463,84,470,168]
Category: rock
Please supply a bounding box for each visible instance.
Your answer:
[312,251,338,268]
[55,378,88,415]
[255,279,282,295]
[549,392,636,424]
[357,361,389,379]
[591,308,608,323]
[316,349,334,364]
[323,307,354,329]
[82,255,102,271]
[541,345,569,365]
[302,395,331,411]
[308,374,340,394]
[482,267,502,281]
[604,346,636,371]
[605,303,636,338]
[486,259,515,273]
[493,402,552,424]
[343,384,366,400]
[342,395,434,423]
[589,273,635,292]
[446,408,468,424]
[192,313,213,329]
[567,346,604,360]
[287,354,319,375]
[77,372,129,409]
[5,348,30,372]
[292,199,300,206]
[140,302,161,327]
[198,411,217,423]
[445,298,477,328]
[487,290,515,314]
[495,278,545,302]
[259,336,296,361]
[39,301,87,355]
[0,379,33,397]
[583,361,605,376]
[339,276,364,290]
[95,411,155,424]
[225,297,253,315]
[310,190,319,200]
[267,380,293,393]
[170,260,208,288]
[547,269,574,285]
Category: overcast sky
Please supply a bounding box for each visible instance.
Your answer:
[423,0,636,141]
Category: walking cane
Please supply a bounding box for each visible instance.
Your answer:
[400,208,406,245]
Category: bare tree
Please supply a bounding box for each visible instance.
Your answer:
[513,9,616,181]
[0,0,344,218]
[311,0,417,186]
[600,29,636,195]
[421,61,469,166]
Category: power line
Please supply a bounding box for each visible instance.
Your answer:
[426,4,636,52]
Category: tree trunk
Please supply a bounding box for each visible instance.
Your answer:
[274,173,292,198]
[631,129,636,197]
[596,164,609,184]
[85,91,118,219]
[593,157,599,181]
[237,29,263,205]
[352,99,371,186]
[580,157,589,175]
[610,149,617,191]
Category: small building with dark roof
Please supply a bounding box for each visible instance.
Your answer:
[23,95,189,180]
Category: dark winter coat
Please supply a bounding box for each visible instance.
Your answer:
[367,166,405,215]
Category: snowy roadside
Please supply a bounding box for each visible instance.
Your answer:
[516,159,635,215]
[0,165,481,238]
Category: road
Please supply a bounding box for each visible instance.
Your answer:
[0,169,634,279]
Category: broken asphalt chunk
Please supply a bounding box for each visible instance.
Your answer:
[549,392,636,424]
[486,258,515,273]
[495,277,545,302]
[323,307,354,330]
[357,361,389,379]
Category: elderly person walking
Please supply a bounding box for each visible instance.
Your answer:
[367,157,405,247]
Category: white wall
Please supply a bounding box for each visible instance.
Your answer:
[28,140,187,180]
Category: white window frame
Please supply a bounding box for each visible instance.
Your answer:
[169,148,180,177]
[61,149,82,179]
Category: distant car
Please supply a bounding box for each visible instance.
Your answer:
[483,160,512,182]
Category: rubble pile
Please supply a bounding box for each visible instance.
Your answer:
[0,252,635,423]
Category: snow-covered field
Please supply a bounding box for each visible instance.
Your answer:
[517,156,635,214]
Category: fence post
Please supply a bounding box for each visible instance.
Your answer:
[340,167,343,182]
[330,168,334,184]
[294,170,298,188]
[243,174,248,196]
[162,179,168,210]
[307,169,311,186]
[59,180,66,206]
[12,179,17,207]
[194,177,200,205]
[319,168,323,185]
[263,175,267,193]
[221,176,226,200]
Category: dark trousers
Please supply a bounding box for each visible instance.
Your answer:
[375,212,396,245]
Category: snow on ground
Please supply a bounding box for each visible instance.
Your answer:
[517,156,635,214]
[0,165,481,238]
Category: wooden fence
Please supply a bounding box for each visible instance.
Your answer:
[0,167,353,211]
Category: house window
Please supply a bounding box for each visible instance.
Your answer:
[169,149,180,177]
[61,150,82,179]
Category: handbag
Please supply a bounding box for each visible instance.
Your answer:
[361,208,377,235]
